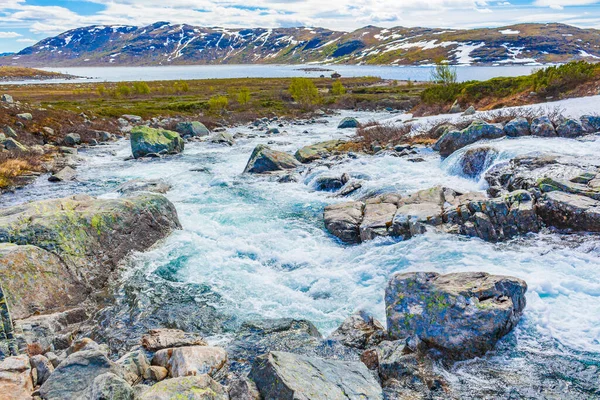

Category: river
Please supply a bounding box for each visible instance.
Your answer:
[2,110,599,397]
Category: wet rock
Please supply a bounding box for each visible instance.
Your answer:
[312,175,344,191]
[209,131,235,146]
[48,166,76,182]
[152,346,227,378]
[0,355,33,399]
[580,115,600,133]
[504,117,530,137]
[295,140,345,163]
[0,193,181,292]
[3,138,27,152]
[228,375,260,400]
[130,126,184,158]
[0,244,87,320]
[30,354,54,386]
[97,131,113,142]
[462,106,476,116]
[3,126,17,139]
[530,116,556,137]
[385,271,527,359]
[243,145,300,174]
[433,120,504,157]
[64,133,81,146]
[359,201,397,241]
[117,350,151,385]
[17,113,32,121]
[536,191,600,232]
[267,128,280,134]
[86,372,134,400]
[250,351,383,400]
[336,180,362,197]
[175,121,210,137]
[139,375,227,400]
[324,201,364,243]
[141,329,207,352]
[116,179,171,194]
[460,146,498,178]
[40,350,122,399]
[556,118,585,138]
[337,117,359,129]
[329,311,387,349]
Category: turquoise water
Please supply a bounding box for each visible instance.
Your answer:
[3,110,599,396]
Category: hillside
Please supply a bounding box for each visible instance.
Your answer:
[2,22,600,67]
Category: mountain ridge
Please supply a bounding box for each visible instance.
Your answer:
[3,22,600,67]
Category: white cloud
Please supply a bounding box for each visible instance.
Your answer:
[16,38,37,43]
[0,31,22,38]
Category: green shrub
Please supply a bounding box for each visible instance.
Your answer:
[532,61,598,96]
[289,78,320,107]
[96,84,107,96]
[331,80,346,95]
[173,80,190,93]
[115,83,132,98]
[431,61,457,85]
[208,95,228,113]
[237,87,251,105]
[421,83,463,104]
[132,81,151,95]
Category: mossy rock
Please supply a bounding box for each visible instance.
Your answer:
[130,126,184,158]
[294,140,346,163]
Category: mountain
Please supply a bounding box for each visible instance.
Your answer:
[3,22,600,67]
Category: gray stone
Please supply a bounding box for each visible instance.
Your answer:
[536,191,600,232]
[122,114,143,124]
[30,354,54,386]
[337,117,359,129]
[460,146,498,178]
[250,351,383,400]
[580,115,600,133]
[3,126,17,139]
[329,311,387,349]
[504,117,530,137]
[117,350,150,385]
[209,131,235,146]
[86,372,134,400]
[64,133,81,146]
[116,179,171,195]
[48,166,76,182]
[243,145,300,174]
[324,201,364,244]
[449,100,461,114]
[1,94,14,103]
[462,105,476,116]
[359,202,397,241]
[385,271,527,359]
[175,121,210,137]
[531,116,556,137]
[556,118,585,138]
[295,140,345,163]
[2,138,27,152]
[433,120,504,156]
[130,126,184,159]
[139,375,227,400]
[16,113,32,121]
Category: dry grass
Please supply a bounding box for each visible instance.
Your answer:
[0,152,43,189]
[0,66,64,80]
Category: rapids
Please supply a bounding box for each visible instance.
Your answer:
[2,110,599,397]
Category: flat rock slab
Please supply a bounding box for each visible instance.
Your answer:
[139,375,227,400]
[250,351,383,400]
[385,272,527,359]
[141,328,207,352]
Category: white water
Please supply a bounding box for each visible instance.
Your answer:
[3,110,599,394]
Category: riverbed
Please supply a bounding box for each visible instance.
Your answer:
[2,109,599,397]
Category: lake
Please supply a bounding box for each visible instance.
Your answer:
[5,64,539,84]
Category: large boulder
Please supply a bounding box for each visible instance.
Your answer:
[460,146,498,178]
[141,328,207,352]
[2,138,27,152]
[0,243,87,320]
[64,133,81,146]
[250,351,383,400]
[152,346,227,378]
[0,193,180,290]
[48,166,76,182]
[385,272,527,359]
[139,375,227,400]
[209,131,235,146]
[130,126,184,158]
[30,354,54,386]
[0,355,33,399]
[433,120,504,156]
[295,140,345,163]
[536,191,600,232]
[86,373,134,399]
[530,116,556,137]
[503,117,530,137]
[175,121,210,137]
[39,350,123,399]
[329,311,387,349]
[556,118,585,138]
[580,115,600,132]
[359,200,398,241]
[243,145,300,174]
[323,201,364,244]
[117,350,151,385]
[337,117,359,129]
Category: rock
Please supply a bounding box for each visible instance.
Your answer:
[385,271,527,359]
[97,131,113,142]
[462,105,476,116]
[329,311,387,349]
[324,201,364,243]
[67,337,101,355]
[1,94,14,103]
[116,179,172,195]
[0,193,181,291]
[17,113,32,121]
[141,329,207,352]
[144,366,168,382]
[39,350,122,399]
[580,115,600,132]
[117,350,151,385]
[88,138,98,146]
[530,116,556,137]
[0,243,87,320]
[294,140,345,163]
[139,375,227,400]
[153,346,227,378]
[336,180,362,197]
[536,191,600,232]
[42,127,55,135]
[175,121,210,137]
[433,120,504,157]
[243,145,300,174]
[0,355,33,400]
[30,354,54,386]
[86,373,134,400]
[250,351,383,400]
[3,138,27,152]
[504,117,530,137]
[228,376,260,400]
[312,175,344,191]
[209,131,235,146]
[64,133,81,146]
[48,166,76,182]
[3,126,17,138]
[460,146,498,178]
[122,114,143,124]
[359,201,397,241]
[448,100,461,114]
[267,128,280,134]
[556,118,585,138]
[130,126,184,158]
[337,117,359,129]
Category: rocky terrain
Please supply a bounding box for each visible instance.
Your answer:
[2,22,600,67]
[0,90,599,398]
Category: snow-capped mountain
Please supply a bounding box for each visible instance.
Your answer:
[4,22,600,66]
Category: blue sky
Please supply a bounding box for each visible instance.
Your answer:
[1,0,599,53]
